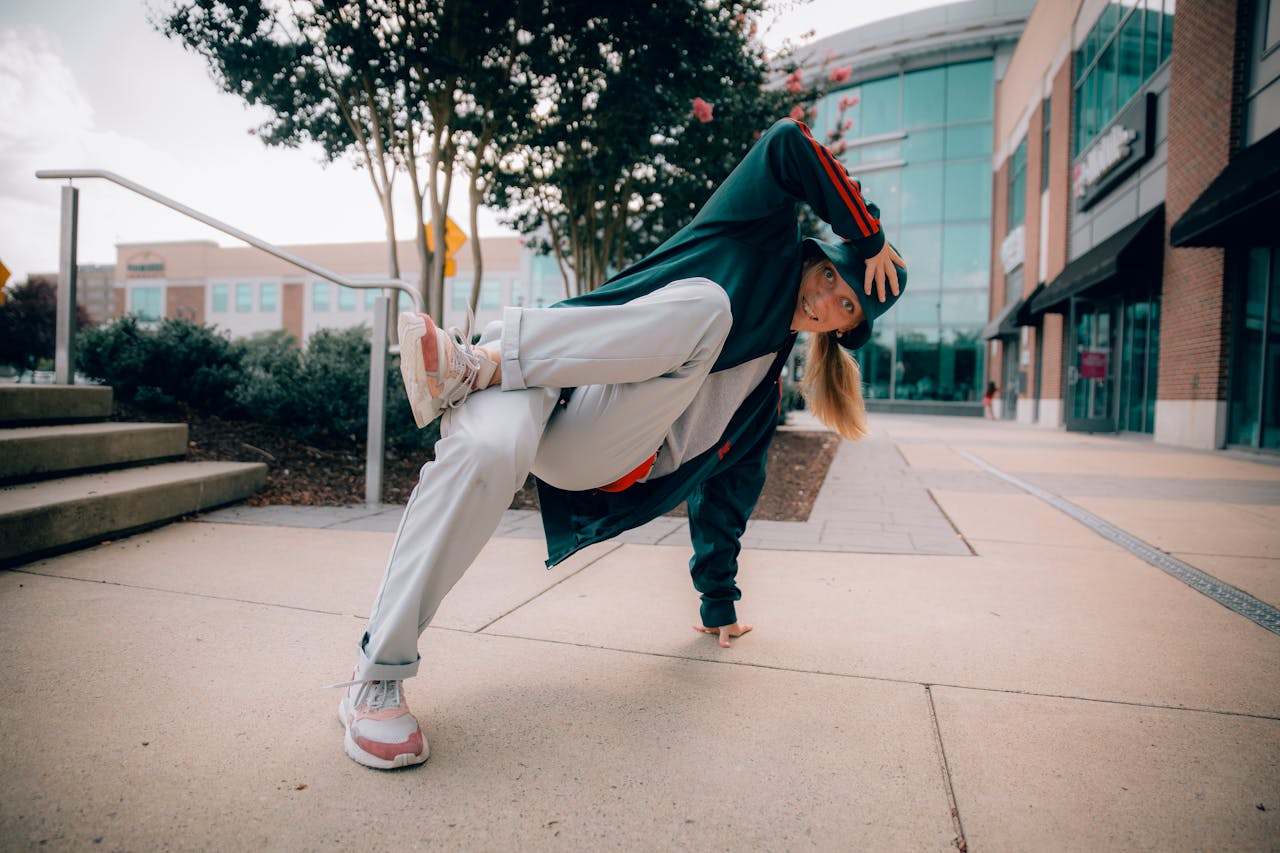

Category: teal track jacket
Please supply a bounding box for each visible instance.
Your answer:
[536,118,884,627]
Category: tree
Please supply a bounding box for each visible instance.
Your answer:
[486,2,863,296]
[0,278,91,378]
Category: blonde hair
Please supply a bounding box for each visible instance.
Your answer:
[801,331,870,441]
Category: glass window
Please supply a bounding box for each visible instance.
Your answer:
[901,164,944,225]
[451,279,469,310]
[894,225,943,288]
[480,279,501,309]
[857,328,895,399]
[895,289,942,326]
[235,283,253,313]
[1098,40,1118,130]
[313,282,330,311]
[212,284,228,313]
[945,61,993,123]
[941,223,990,290]
[1143,5,1161,79]
[1008,136,1028,227]
[531,255,561,307]
[364,288,380,309]
[338,285,356,311]
[859,170,900,229]
[903,67,945,129]
[130,287,162,321]
[945,160,992,222]
[1117,9,1144,108]
[859,140,903,164]
[1098,2,1121,46]
[945,123,992,159]
[1268,0,1280,50]
[1041,98,1052,192]
[896,327,942,400]
[859,75,901,136]
[941,290,985,325]
[904,128,944,163]
[260,283,278,312]
[1229,248,1270,445]
[510,279,524,306]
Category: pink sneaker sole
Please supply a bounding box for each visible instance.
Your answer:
[338,693,429,770]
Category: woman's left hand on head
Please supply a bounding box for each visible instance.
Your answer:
[693,621,753,648]
[864,242,906,303]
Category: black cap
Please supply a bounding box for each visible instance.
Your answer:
[802,237,907,350]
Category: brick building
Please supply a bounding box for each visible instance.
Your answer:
[988,0,1278,451]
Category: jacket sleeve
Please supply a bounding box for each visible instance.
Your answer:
[694,117,885,257]
[686,424,774,628]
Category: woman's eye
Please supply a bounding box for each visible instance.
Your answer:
[842,299,855,313]
[823,267,834,280]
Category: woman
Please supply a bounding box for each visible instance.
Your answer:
[336,117,907,769]
[984,381,998,419]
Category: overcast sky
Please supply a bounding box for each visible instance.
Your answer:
[0,0,951,283]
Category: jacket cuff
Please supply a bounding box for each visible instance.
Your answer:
[700,598,738,629]
[851,228,885,259]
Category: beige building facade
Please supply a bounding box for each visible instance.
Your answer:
[109,235,567,342]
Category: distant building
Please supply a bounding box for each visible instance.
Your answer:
[105,236,566,342]
[791,0,1035,412]
[990,0,1277,452]
[28,264,115,325]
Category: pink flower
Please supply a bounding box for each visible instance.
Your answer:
[691,97,714,123]
[838,95,860,111]
[789,105,806,121]
[843,118,853,130]
[829,65,853,84]
[784,68,804,95]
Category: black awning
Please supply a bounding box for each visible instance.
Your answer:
[1171,126,1280,248]
[1027,205,1164,315]
[1016,283,1045,324]
[981,297,1023,339]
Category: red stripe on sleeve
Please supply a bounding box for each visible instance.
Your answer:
[794,120,875,237]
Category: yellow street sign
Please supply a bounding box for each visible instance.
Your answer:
[425,218,467,277]
[0,259,10,291]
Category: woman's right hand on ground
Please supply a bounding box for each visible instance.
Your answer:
[693,621,753,648]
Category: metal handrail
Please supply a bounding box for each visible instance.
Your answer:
[35,168,422,506]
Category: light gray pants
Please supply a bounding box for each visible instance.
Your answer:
[354,278,732,681]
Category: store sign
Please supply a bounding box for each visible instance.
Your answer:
[1073,92,1156,211]
[1079,350,1108,379]
[1001,224,1025,274]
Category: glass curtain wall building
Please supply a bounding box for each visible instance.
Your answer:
[797,1,1032,410]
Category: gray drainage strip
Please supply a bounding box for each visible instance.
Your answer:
[957,451,1280,638]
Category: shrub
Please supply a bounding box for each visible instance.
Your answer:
[77,315,440,453]
[1,278,91,376]
[77,316,243,413]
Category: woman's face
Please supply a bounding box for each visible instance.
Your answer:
[791,259,866,335]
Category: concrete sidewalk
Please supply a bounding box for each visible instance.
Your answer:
[2,414,1278,851]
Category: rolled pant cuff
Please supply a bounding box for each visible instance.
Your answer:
[355,642,420,682]
[499,306,528,390]
[700,599,738,629]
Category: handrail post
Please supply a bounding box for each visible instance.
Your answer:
[55,185,79,384]
[365,294,390,507]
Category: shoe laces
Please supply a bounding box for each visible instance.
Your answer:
[357,679,404,713]
[441,305,484,409]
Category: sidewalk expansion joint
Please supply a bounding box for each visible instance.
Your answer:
[957,450,1280,638]
[471,542,624,634]
[455,630,1280,722]
[926,486,976,556]
[925,685,967,853]
[9,567,358,620]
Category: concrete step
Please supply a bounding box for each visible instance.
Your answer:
[0,423,190,483]
[0,385,114,425]
[0,461,268,566]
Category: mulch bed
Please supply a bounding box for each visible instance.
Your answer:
[115,403,839,522]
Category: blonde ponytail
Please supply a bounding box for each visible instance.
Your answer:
[800,331,870,441]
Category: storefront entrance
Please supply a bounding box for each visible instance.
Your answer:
[1065,296,1119,432]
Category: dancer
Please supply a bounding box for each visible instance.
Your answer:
[337,117,907,769]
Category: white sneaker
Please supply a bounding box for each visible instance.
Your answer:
[398,312,496,427]
[338,680,429,769]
